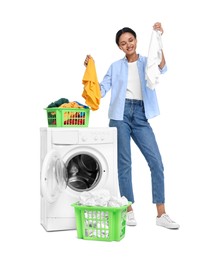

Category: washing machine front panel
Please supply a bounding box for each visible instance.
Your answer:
[41,149,68,203]
[40,127,118,231]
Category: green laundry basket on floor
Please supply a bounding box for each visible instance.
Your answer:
[71,202,131,242]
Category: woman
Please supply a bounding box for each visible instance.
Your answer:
[84,22,179,229]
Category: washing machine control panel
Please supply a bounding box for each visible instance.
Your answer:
[79,131,114,144]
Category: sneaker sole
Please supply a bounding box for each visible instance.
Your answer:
[126,222,137,226]
[156,223,180,229]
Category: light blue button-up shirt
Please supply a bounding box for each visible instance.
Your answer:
[100,54,167,120]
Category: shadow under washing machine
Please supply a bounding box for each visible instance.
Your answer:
[40,127,119,231]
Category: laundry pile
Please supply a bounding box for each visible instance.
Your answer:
[78,189,129,207]
[47,98,88,109]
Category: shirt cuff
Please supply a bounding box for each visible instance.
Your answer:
[159,64,167,74]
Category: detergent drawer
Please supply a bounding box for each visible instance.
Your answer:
[51,130,79,144]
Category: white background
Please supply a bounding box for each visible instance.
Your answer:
[1,0,209,259]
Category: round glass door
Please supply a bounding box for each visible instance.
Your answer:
[41,150,67,203]
[67,153,101,191]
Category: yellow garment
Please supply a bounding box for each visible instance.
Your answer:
[59,102,83,108]
[82,58,101,110]
[59,102,84,121]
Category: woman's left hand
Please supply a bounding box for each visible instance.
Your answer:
[153,22,164,35]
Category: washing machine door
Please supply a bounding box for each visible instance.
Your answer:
[41,149,67,203]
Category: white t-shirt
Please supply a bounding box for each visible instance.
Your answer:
[126,61,143,100]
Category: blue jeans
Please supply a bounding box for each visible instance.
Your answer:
[109,99,165,204]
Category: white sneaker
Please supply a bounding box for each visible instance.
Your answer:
[156,213,180,229]
[126,211,137,226]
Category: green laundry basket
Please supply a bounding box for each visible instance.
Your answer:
[71,202,131,242]
[45,107,90,127]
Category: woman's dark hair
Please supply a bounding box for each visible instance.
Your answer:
[115,27,137,46]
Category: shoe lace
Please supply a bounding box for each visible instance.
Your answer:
[127,211,135,220]
[163,214,175,223]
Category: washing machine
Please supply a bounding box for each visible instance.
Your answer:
[40,127,119,231]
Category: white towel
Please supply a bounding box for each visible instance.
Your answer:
[145,30,163,89]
